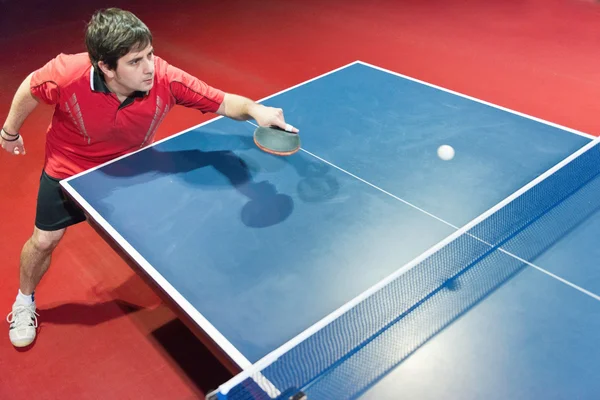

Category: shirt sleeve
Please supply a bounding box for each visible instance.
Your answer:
[30,53,72,105]
[158,57,225,113]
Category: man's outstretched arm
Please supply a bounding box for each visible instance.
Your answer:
[216,93,299,133]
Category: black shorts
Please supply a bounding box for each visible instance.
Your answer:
[35,170,86,231]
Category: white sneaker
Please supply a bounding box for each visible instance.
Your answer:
[6,302,38,347]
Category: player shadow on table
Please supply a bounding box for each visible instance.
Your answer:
[89,128,343,228]
[96,145,294,228]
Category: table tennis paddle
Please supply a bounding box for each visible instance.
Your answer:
[254,125,300,156]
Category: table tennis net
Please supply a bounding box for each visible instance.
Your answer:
[210,140,600,400]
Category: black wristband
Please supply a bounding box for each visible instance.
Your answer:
[2,128,18,137]
[1,128,20,142]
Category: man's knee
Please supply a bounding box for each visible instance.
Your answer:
[30,227,66,252]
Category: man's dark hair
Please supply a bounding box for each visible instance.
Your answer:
[85,8,152,73]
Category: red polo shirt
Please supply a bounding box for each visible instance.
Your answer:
[30,52,225,179]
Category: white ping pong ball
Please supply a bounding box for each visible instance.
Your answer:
[437,145,455,161]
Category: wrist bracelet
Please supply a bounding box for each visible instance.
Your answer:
[1,128,20,142]
[2,128,18,137]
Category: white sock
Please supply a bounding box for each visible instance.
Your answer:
[16,289,35,306]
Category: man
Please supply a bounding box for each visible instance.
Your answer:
[2,8,298,348]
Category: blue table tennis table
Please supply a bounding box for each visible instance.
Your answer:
[61,61,600,399]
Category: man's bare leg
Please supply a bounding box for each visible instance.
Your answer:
[8,226,65,347]
[19,227,65,294]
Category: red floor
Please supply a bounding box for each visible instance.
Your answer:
[1,0,599,398]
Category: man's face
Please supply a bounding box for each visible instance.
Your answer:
[112,43,155,93]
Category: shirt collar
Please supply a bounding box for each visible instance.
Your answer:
[90,66,147,98]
